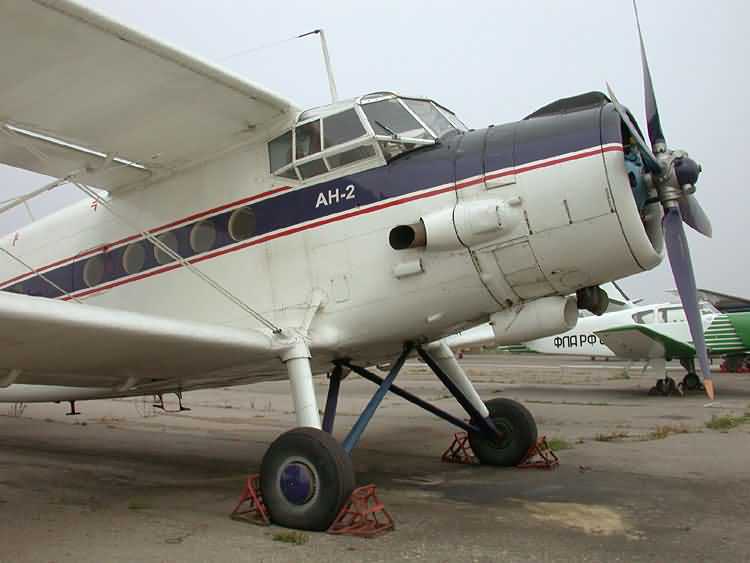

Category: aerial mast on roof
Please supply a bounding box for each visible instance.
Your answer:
[298,29,338,103]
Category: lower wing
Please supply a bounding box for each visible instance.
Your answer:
[0,292,282,401]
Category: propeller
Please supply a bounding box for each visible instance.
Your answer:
[614,1,715,398]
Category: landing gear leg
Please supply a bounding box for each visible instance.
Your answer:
[424,341,490,419]
[418,343,537,467]
[260,342,354,531]
[648,358,679,396]
[679,358,702,392]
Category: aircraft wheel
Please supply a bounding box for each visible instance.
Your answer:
[468,398,538,467]
[655,377,676,396]
[260,427,355,531]
[682,372,701,391]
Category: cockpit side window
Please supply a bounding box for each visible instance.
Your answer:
[268,130,293,173]
[362,99,429,139]
[661,307,687,323]
[295,120,322,159]
[323,109,366,148]
[327,145,376,169]
[403,99,455,137]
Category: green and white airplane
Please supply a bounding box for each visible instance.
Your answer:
[448,297,750,397]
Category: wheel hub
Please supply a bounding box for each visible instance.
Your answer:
[486,418,514,449]
[279,461,316,505]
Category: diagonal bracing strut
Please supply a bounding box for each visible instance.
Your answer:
[330,343,504,455]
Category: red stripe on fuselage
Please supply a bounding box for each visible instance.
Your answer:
[1,184,294,287]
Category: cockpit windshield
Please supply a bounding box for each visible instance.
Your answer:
[402,99,456,137]
[361,98,431,140]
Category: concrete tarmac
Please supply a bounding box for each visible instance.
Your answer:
[1,353,749,563]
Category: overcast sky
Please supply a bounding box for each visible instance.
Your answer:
[1,0,747,303]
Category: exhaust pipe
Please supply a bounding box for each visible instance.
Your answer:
[389,200,520,252]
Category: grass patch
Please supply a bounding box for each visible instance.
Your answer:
[594,431,630,442]
[128,500,153,511]
[547,437,573,451]
[647,424,691,440]
[705,413,750,432]
[272,531,309,545]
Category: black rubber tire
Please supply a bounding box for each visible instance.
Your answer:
[468,398,538,467]
[683,372,701,391]
[260,427,355,531]
[656,377,677,396]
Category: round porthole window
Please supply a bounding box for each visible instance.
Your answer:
[228,207,256,241]
[190,220,217,254]
[83,255,105,287]
[154,231,179,265]
[122,242,146,275]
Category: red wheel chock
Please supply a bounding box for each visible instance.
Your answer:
[230,474,270,526]
[442,432,560,469]
[441,431,479,465]
[517,436,559,470]
[327,484,395,538]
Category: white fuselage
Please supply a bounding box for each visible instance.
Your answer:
[0,97,663,397]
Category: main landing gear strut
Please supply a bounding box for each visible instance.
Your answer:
[649,358,704,396]
[258,340,538,531]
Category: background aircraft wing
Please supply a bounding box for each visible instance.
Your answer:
[595,325,695,360]
[0,292,280,392]
[0,0,296,192]
[696,288,750,314]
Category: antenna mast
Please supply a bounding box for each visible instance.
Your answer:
[299,29,338,103]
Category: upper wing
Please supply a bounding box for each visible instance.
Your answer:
[595,324,695,360]
[0,0,296,192]
[0,291,280,394]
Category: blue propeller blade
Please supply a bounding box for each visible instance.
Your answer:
[679,194,713,238]
[606,83,663,175]
[663,207,714,399]
[633,0,666,149]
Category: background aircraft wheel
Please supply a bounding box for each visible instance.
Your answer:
[468,398,538,467]
[655,377,676,396]
[682,372,701,391]
[260,427,355,531]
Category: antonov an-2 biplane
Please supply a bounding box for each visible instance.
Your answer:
[0,1,714,530]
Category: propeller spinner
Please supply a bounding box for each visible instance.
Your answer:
[611,1,715,399]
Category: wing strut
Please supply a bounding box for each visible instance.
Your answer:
[0,246,82,303]
[73,181,282,334]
